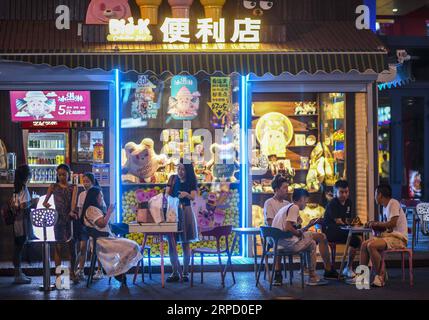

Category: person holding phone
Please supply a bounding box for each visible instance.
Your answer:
[165,159,198,283]
[81,187,142,285]
[271,189,337,286]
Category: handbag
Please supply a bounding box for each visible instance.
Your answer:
[1,195,18,226]
[148,193,165,224]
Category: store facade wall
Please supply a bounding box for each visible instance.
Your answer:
[0,62,116,261]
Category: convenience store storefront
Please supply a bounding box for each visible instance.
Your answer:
[0,2,387,259]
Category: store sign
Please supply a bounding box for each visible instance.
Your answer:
[208,77,231,119]
[107,17,261,43]
[10,91,91,122]
[107,18,153,42]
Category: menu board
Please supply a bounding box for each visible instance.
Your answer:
[10,91,91,122]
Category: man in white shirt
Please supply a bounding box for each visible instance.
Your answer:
[359,184,408,287]
[271,189,337,286]
[263,175,290,226]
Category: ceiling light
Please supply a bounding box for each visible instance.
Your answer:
[392,8,398,13]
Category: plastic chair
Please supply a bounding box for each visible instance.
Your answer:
[417,203,429,237]
[190,225,235,287]
[109,223,152,284]
[256,226,305,290]
[381,248,414,286]
[29,208,73,292]
[86,227,110,288]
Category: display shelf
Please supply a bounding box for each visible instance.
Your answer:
[29,164,60,167]
[28,148,65,151]
[0,184,13,188]
[288,114,319,118]
[287,145,315,149]
[122,182,239,187]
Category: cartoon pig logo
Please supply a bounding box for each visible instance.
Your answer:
[85,0,132,25]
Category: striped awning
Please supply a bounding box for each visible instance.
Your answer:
[0,21,388,76]
[1,48,387,76]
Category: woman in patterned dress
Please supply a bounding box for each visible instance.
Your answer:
[43,164,79,283]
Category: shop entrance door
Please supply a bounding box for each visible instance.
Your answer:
[401,96,425,200]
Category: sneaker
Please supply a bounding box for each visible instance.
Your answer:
[166,273,180,283]
[273,273,283,286]
[93,269,104,281]
[342,267,356,278]
[76,269,85,280]
[182,273,189,282]
[372,275,385,287]
[306,276,329,286]
[323,269,340,280]
[13,274,31,285]
[299,268,310,276]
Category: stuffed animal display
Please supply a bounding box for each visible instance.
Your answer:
[122,138,168,183]
[294,102,317,115]
[260,127,287,158]
[306,142,335,192]
[0,140,7,170]
[206,142,239,182]
[85,0,132,24]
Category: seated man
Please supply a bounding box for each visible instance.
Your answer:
[359,184,408,287]
[263,174,290,226]
[271,188,338,286]
[322,180,361,278]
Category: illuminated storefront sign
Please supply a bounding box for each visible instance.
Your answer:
[107,17,261,43]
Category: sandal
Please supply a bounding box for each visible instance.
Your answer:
[166,273,180,283]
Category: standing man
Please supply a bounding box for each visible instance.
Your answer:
[263,175,290,226]
[359,184,408,287]
[322,180,361,278]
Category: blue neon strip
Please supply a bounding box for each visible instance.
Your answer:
[240,75,249,257]
[114,69,121,223]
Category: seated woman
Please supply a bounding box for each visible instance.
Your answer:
[81,187,142,285]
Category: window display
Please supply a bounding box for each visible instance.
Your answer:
[120,73,242,257]
[250,92,347,253]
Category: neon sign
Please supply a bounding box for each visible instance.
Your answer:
[107,17,261,43]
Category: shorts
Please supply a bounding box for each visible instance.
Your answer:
[325,226,361,248]
[73,219,89,242]
[278,232,316,254]
[380,233,407,250]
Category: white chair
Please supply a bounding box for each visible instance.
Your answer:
[417,203,429,236]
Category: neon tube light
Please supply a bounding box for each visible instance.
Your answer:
[240,75,250,257]
[114,69,121,223]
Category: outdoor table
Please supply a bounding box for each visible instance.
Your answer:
[338,226,373,280]
[129,223,182,288]
[229,227,261,278]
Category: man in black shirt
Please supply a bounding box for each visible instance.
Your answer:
[323,180,361,279]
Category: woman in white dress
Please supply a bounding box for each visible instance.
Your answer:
[81,187,142,284]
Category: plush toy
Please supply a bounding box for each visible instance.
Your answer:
[206,142,239,182]
[167,87,201,121]
[85,0,132,24]
[122,138,168,183]
[260,127,287,158]
[306,142,335,191]
[0,140,7,170]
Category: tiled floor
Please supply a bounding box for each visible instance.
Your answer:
[1,268,428,300]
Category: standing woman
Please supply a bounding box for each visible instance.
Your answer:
[76,172,105,280]
[165,159,198,282]
[43,164,78,283]
[12,165,35,284]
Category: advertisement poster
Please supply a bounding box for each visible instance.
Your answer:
[167,75,200,123]
[77,131,104,163]
[208,77,231,119]
[10,91,91,122]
